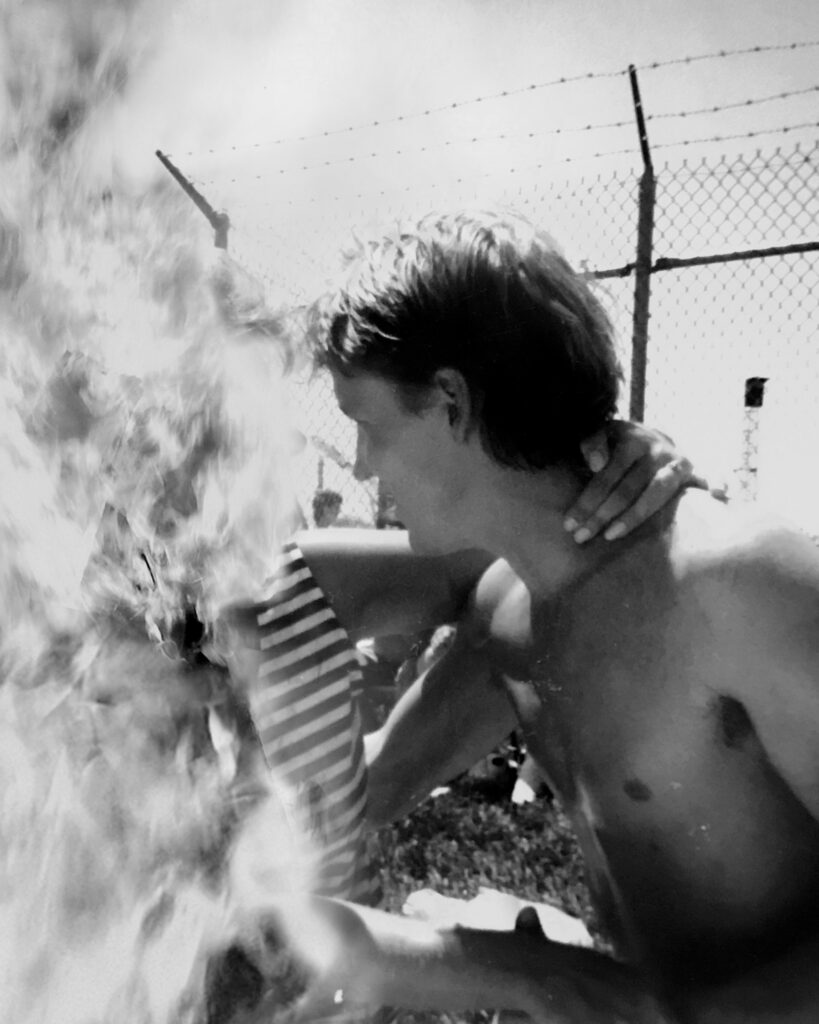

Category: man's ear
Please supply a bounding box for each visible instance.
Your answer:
[433,368,472,439]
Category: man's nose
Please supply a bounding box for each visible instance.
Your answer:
[353,432,372,481]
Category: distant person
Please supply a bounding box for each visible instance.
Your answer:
[311,487,343,528]
[262,210,819,1023]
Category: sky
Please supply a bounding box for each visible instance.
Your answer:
[112,0,819,206]
[145,2,819,172]
[96,0,819,529]
[120,0,819,301]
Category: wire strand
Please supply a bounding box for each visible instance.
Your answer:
[635,39,819,73]
[172,68,627,159]
[171,40,819,161]
[651,120,819,151]
[197,106,819,187]
[225,127,818,209]
[648,84,819,121]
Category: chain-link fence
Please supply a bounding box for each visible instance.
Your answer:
[644,144,819,530]
[230,139,819,534]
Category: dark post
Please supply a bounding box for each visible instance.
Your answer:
[155,150,231,250]
[740,376,768,501]
[628,65,655,422]
[376,479,395,529]
[744,376,768,409]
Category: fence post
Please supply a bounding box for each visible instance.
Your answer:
[628,65,655,422]
[376,480,394,529]
[155,150,231,250]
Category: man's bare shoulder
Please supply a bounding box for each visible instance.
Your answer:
[466,559,532,651]
[720,507,819,664]
[675,494,819,707]
[470,559,526,612]
[673,496,819,825]
[675,492,819,598]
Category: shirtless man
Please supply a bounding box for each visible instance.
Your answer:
[256,211,819,1023]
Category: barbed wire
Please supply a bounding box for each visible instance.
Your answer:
[225,124,818,209]
[196,85,819,186]
[171,68,627,160]
[224,158,632,209]
[634,39,819,72]
[648,84,819,121]
[651,120,819,152]
[170,40,819,160]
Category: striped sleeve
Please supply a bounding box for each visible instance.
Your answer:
[245,541,380,906]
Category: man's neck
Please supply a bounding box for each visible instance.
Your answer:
[469,462,672,597]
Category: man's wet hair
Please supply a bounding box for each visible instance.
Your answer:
[310,211,622,470]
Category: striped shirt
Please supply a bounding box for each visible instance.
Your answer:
[245,541,380,905]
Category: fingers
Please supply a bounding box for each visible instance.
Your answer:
[514,906,547,938]
[568,456,692,543]
[564,433,653,541]
[579,427,609,474]
[569,418,701,543]
[605,457,693,540]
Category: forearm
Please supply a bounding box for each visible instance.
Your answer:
[364,642,516,829]
[381,926,656,1021]
[321,900,664,1022]
[365,724,494,827]
[359,910,547,1014]
[365,718,492,828]
[364,727,431,826]
[296,528,492,640]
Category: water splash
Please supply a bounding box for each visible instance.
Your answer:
[0,2,322,1020]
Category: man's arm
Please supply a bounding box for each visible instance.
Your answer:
[364,625,517,828]
[296,528,492,641]
[248,895,663,1023]
[254,893,819,1024]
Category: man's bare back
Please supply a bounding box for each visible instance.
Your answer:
[472,489,819,999]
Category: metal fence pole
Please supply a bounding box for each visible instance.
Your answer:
[155,149,231,250]
[627,65,655,422]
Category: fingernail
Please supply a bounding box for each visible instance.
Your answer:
[573,527,592,544]
[564,517,578,533]
[604,522,627,541]
[587,451,606,473]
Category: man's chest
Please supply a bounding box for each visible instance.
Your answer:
[500,580,699,764]
[505,622,714,816]
[499,592,819,966]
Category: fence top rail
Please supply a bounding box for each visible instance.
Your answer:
[590,240,819,280]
